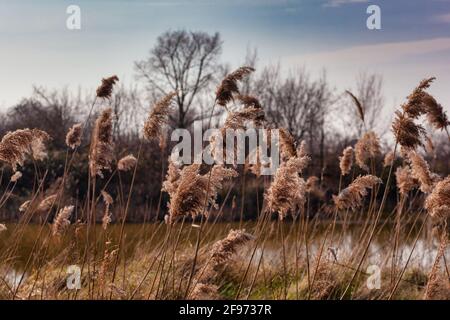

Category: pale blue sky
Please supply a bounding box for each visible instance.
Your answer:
[1,0,450,113]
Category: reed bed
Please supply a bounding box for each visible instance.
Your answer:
[0,71,449,300]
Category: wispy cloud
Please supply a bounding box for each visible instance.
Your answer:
[289,37,450,65]
[323,0,368,8]
[431,13,450,24]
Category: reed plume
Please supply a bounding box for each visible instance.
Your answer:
[339,146,354,176]
[96,75,119,99]
[383,151,395,167]
[392,111,425,150]
[423,232,449,300]
[0,128,50,171]
[333,175,382,211]
[395,166,417,196]
[101,191,113,230]
[297,140,307,158]
[216,66,255,107]
[355,131,380,171]
[306,176,325,199]
[89,108,114,178]
[65,123,82,150]
[279,128,297,162]
[117,154,137,172]
[237,94,262,109]
[210,107,265,162]
[167,164,237,223]
[143,92,176,141]
[346,90,365,123]
[161,157,181,199]
[52,205,74,236]
[19,200,31,213]
[424,135,436,158]
[10,171,22,182]
[401,77,449,130]
[244,146,271,177]
[424,96,449,130]
[425,176,450,222]
[407,151,434,193]
[266,155,310,220]
[402,77,435,118]
[222,107,265,131]
[199,229,253,283]
[99,243,119,290]
[36,194,58,214]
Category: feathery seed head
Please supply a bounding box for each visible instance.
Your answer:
[96,75,119,99]
[216,66,254,107]
[66,123,82,150]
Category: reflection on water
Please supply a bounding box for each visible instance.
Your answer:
[0,220,446,272]
[4,269,26,290]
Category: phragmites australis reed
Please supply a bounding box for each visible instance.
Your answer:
[383,151,395,167]
[355,131,381,171]
[266,155,310,220]
[222,107,265,131]
[425,176,450,222]
[392,111,425,150]
[199,229,253,283]
[99,243,119,289]
[143,92,176,141]
[167,164,237,223]
[65,123,82,149]
[96,75,119,99]
[402,77,450,131]
[244,146,271,177]
[407,151,434,193]
[423,232,450,300]
[37,194,58,214]
[216,66,255,107]
[402,77,435,118]
[210,107,265,162]
[117,154,137,172]
[89,108,114,178]
[101,191,113,230]
[19,200,31,213]
[425,135,436,157]
[424,96,450,131]
[52,205,74,236]
[395,166,417,196]
[10,171,22,182]
[237,94,262,109]
[306,176,325,199]
[339,146,354,176]
[346,90,365,123]
[0,224,6,233]
[333,175,382,211]
[279,128,297,162]
[0,128,50,171]
[161,157,181,199]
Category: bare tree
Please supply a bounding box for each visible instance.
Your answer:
[247,65,333,170]
[2,87,82,148]
[135,30,222,129]
[254,66,332,141]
